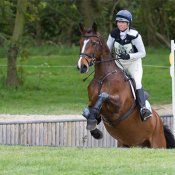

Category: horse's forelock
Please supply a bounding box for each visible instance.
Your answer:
[87,28,92,33]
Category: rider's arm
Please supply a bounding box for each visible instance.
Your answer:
[129,34,146,60]
[106,34,115,52]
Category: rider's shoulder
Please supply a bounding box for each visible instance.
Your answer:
[110,27,120,38]
[127,27,139,39]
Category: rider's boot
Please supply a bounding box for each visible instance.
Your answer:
[136,87,152,123]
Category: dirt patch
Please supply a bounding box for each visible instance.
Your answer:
[152,104,172,115]
[0,104,172,122]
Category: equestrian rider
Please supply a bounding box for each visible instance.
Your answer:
[106,10,152,122]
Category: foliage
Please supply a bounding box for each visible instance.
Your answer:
[23,0,83,46]
[0,0,174,48]
[0,145,175,174]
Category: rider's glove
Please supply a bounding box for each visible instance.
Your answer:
[119,53,130,60]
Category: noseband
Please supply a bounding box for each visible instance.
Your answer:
[79,35,101,66]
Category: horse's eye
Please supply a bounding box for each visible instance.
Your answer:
[92,41,96,45]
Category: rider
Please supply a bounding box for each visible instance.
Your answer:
[106,10,152,122]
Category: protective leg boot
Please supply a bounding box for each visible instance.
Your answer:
[136,87,152,123]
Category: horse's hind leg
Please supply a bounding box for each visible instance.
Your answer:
[150,131,166,148]
[117,141,130,148]
[150,116,166,149]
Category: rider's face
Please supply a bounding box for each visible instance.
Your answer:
[117,21,129,31]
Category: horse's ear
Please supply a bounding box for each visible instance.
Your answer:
[92,23,97,33]
[79,23,86,34]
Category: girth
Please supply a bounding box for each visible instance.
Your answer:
[102,101,138,127]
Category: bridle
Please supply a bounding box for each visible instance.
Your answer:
[79,34,119,66]
[79,34,101,66]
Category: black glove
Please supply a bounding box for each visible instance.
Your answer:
[119,53,130,60]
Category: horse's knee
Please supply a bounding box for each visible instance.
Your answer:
[90,128,103,140]
[99,92,109,101]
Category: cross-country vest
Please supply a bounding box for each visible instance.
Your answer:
[110,27,139,55]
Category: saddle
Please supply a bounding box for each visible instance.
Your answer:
[125,73,150,101]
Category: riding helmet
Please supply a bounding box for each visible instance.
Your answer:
[115,10,132,24]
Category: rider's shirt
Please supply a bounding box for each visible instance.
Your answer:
[107,27,146,60]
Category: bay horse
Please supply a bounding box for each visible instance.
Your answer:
[77,23,175,148]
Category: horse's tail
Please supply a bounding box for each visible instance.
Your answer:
[164,125,175,149]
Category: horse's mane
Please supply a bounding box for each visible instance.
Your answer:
[97,32,111,57]
[85,28,111,57]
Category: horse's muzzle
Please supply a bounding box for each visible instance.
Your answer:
[77,64,88,74]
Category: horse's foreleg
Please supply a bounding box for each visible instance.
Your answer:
[82,106,101,124]
[86,92,109,130]
[82,106,103,139]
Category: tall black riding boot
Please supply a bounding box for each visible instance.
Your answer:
[136,87,152,123]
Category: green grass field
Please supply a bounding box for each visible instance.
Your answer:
[0,145,175,175]
[0,46,174,174]
[0,46,172,115]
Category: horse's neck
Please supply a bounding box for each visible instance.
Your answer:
[94,46,118,79]
[94,34,119,78]
[94,56,117,78]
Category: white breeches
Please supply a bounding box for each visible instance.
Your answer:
[115,58,143,89]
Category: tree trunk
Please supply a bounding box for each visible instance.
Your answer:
[7,0,27,87]
[36,20,42,47]
[35,0,42,47]
[80,0,101,28]
[109,0,120,31]
[80,1,93,28]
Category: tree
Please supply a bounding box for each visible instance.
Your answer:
[140,0,175,49]
[7,0,27,87]
[109,0,121,31]
[79,0,102,28]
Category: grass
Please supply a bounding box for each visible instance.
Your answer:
[0,145,175,175]
[0,45,172,115]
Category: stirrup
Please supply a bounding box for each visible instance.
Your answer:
[140,107,152,123]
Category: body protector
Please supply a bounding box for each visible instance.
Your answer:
[110,27,139,55]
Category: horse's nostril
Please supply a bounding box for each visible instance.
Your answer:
[81,64,87,72]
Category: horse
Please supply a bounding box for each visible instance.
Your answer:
[77,22,175,148]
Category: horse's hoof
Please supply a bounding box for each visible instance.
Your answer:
[90,128,103,140]
[86,119,97,130]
